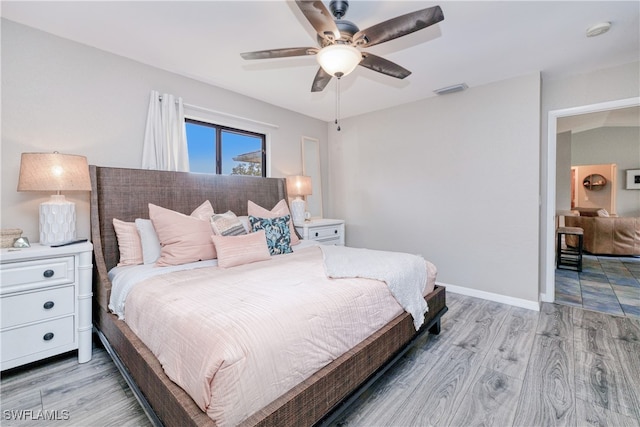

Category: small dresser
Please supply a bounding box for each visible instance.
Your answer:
[0,242,93,370]
[295,219,345,246]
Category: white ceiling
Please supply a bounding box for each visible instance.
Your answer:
[2,1,639,122]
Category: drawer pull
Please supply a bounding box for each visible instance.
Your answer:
[43,332,55,341]
[334,230,338,234]
[43,269,55,278]
[43,301,55,310]
[315,232,319,237]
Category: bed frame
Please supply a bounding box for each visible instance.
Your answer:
[89,165,447,427]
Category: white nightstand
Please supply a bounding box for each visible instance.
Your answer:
[0,242,93,370]
[295,219,345,245]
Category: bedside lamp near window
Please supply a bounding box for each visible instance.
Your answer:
[286,175,312,225]
[17,152,91,245]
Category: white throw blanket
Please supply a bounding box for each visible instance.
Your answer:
[320,245,429,330]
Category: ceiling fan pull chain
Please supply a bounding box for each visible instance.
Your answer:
[335,74,341,131]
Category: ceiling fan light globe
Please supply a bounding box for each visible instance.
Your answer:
[316,44,361,77]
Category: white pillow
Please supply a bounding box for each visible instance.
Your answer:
[135,218,161,265]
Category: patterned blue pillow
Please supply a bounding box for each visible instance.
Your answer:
[249,215,293,255]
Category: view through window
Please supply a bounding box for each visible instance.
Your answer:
[185,118,266,176]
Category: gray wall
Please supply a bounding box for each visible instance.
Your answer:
[326,73,542,305]
[1,20,328,242]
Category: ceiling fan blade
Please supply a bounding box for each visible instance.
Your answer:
[311,67,333,92]
[359,52,411,79]
[295,0,341,42]
[353,5,444,48]
[241,47,318,60]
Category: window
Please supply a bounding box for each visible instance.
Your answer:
[185,118,266,177]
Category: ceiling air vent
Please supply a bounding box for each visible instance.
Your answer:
[433,83,468,95]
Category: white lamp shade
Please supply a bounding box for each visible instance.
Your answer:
[316,44,362,77]
[286,175,312,197]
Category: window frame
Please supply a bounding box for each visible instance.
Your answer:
[185,118,267,177]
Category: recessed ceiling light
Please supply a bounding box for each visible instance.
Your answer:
[586,22,611,37]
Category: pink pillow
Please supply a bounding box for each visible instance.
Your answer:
[190,200,214,220]
[112,218,143,266]
[211,230,271,268]
[247,199,300,245]
[149,201,216,266]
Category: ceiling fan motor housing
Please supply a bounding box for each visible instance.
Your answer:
[319,19,360,46]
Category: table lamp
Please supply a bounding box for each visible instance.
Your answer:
[286,175,312,225]
[17,152,91,245]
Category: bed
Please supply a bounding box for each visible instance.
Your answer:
[89,165,447,427]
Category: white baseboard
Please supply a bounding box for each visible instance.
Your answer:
[438,282,541,312]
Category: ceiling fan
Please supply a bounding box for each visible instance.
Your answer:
[241,0,444,92]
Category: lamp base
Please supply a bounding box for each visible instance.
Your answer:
[39,195,77,245]
[290,197,306,225]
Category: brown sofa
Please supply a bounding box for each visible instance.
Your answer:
[565,216,640,256]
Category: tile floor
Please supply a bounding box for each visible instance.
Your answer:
[555,254,640,318]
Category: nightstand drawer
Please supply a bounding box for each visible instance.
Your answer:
[310,225,342,240]
[1,316,75,363]
[0,257,74,291]
[1,286,75,329]
[295,219,345,246]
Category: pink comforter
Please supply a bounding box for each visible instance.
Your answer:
[125,246,435,426]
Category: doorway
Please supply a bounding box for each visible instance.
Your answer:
[544,97,640,303]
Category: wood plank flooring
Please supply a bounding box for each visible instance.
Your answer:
[330,293,640,427]
[1,293,639,427]
[0,338,152,427]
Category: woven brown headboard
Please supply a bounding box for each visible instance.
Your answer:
[89,165,288,311]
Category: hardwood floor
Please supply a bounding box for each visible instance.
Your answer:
[0,337,152,427]
[1,293,638,427]
[330,293,640,427]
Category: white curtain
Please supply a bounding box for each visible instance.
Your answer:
[141,90,189,171]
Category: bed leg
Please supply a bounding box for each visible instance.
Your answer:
[428,319,441,335]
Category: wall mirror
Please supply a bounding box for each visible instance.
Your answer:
[301,136,323,218]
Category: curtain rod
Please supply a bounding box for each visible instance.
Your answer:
[159,95,279,129]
